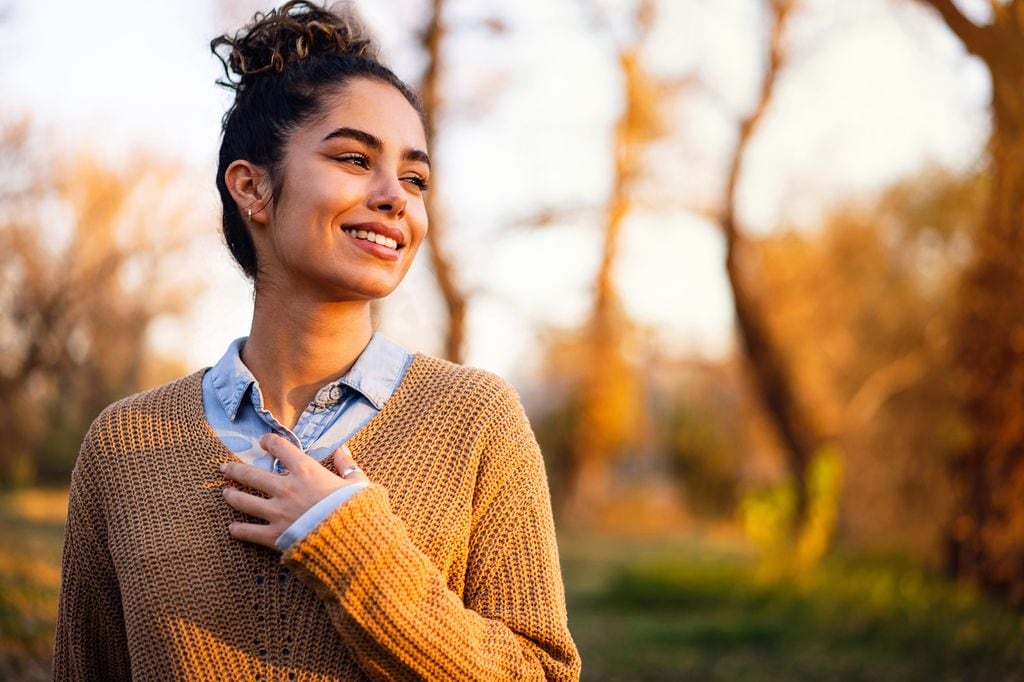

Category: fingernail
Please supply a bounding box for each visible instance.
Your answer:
[219,463,228,473]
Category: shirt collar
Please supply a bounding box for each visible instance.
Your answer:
[208,337,254,422]
[207,332,410,421]
[335,332,411,410]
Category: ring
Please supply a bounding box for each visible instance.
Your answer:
[341,465,361,479]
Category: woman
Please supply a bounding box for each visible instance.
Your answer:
[53,2,581,680]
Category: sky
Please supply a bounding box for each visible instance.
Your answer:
[0,0,990,384]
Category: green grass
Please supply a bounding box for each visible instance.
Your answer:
[3,491,1023,681]
[561,534,1024,681]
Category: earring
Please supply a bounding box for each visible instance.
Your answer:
[247,208,253,219]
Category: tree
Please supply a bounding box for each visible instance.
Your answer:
[751,168,985,560]
[417,0,470,363]
[910,0,1024,605]
[710,0,825,533]
[559,0,664,521]
[0,120,195,486]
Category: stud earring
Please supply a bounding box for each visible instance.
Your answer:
[247,208,253,219]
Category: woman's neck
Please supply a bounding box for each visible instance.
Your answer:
[242,294,374,431]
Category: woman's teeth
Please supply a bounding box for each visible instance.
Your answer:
[344,228,398,250]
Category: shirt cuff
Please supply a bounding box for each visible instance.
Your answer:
[275,483,370,552]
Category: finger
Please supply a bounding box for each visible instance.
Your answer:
[221,461,281,495]
[228,521,279,550]
[222,486,275,521]
[260,433,308,472]
[335,444,369,483]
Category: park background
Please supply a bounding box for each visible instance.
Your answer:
[2,0,1024,678]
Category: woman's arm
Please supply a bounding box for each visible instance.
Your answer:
[285,480,578,681]
[53,426,132,681]
[226,381,581,680]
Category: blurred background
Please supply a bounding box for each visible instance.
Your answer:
[2,0,1024,679]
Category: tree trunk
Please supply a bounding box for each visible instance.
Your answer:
[563,151,632,517]
[913,0,1024,607]
[419,0,468,363]
[719,0,820,530]
[562,5,656,521]
[948,59,1024,607]
[726,230,818,527]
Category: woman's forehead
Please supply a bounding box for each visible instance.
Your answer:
[311,79,427,151]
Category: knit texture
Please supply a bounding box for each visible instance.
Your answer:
[54,354,581,681]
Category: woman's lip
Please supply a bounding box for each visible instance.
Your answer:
[345,230,400,261]
[344,222,405,247]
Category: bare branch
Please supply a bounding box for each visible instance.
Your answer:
[721,0,794,244]
[844,350,929,429]
[501,205,601,231]
[914,0,992,59]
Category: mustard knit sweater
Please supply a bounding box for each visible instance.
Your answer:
[54,354,581,681]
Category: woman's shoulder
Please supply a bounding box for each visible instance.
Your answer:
[396,354,532,437]
[405,353,521,405]
[84,369,207,444]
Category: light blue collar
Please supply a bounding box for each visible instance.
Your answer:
[207,332,410,421]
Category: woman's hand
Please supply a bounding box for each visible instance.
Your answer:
[220,433,369,550]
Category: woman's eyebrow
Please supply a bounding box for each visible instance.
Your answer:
[323,126,382,149]
[322,126,430,168]
[404,149,431,169]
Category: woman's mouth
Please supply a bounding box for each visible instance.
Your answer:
[343,228,399,250]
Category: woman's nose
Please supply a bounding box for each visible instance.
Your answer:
[367,172,406,218]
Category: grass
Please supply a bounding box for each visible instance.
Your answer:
[0,488,66,682]
[561,533,1024,681]
[2,490,1022,681]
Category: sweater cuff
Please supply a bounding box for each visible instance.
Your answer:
[274,482,370,552]
[281,484,410,599]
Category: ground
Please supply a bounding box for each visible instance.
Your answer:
[2,489,1022,681]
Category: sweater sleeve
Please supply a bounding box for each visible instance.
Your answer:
[282,382,581,681]
[53,423,132,681]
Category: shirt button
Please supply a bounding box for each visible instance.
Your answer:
[313,384,343,409]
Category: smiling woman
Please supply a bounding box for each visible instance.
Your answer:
[51,2,580,680]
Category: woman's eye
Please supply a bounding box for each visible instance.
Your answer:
[402,176,430,192]
[335,153,369,168]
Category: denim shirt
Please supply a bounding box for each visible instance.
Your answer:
[201,332,413,550]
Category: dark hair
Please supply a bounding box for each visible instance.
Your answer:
[211,1,423,280]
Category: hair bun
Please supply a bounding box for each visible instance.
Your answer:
[212,1,378,90]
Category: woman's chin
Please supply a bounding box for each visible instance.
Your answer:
[329,278,399,302]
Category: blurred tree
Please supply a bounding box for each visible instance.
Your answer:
[560,0,666,522]
[0,120,194,487]
[911,0,1024,605]
[751,168,985,562]
[711,0,825,533]
[417,0,469,363]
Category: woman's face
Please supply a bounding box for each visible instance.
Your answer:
[257,77,430,302]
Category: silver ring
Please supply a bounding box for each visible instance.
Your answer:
[341,465,361,479]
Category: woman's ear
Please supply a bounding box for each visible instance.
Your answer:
[224,160,272,227]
